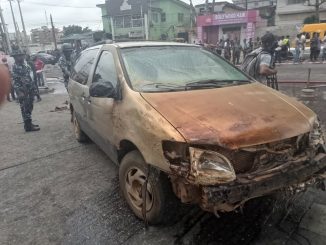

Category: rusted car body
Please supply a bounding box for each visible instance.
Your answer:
[68,42,326,223]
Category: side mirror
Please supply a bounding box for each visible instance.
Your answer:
[89,81,116,98]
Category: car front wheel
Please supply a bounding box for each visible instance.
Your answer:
[119,150,179,225]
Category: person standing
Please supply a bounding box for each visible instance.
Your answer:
[293,34,302,64]
[322,32,326,62]
[12,49,40,132]
[274,37,282,64]
[232,39,242,65]
[2,57,15,102]
[310,32,318,62]
[248,38,253,53]
[316,33,321,61]
[26,55,41,102]
[223,39,231,61]
[216,39,223,55]
[59,43,73,89]
[33,56,45,86]
[254,37,261,50]
[241,33,277,86]
[243,38,248,59]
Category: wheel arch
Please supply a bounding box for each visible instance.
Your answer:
[118,139,141,163]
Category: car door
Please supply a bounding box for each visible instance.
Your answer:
[87,48,119,162]
[69,48,99,131]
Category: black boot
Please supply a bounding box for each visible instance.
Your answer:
[32,122,39,127]
[24,120,40,132]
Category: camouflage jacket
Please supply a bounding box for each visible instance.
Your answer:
[12,63,35,93]
[58,56,72,76]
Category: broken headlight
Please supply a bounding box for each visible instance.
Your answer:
[189,147,236,185]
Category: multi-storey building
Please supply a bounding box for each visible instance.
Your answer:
[30,26,61,45]
[260,0,326,37]
[233,0,277,9]
[97,0,192,41]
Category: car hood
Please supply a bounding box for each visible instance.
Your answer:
[141,83,316,149]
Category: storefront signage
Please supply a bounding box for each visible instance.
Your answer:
[197,10,257,27]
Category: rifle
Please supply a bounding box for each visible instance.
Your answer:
[266,74,278,91]
[266,53,279,90]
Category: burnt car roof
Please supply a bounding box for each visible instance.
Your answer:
[87,41,198,51]
[112,41,198,49]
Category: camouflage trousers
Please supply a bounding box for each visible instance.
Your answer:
[18,91,34,123]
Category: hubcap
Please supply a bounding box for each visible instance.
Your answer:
[125,167,154,212]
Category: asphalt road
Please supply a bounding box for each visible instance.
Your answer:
[0,64,326,245]
[277,63,326,83]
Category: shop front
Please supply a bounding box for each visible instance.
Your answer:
[196,10,259,45]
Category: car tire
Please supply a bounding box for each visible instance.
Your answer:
[119,150,180,225]
[72,112,88,143]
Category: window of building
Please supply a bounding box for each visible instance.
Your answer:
[132,14,143,27]
[93,51,117,87]
[161,13,166,22]
[124,15,131,28]
[287,0,305,4]
[114,16,123,28]
[178,13,184,23]
[152,12,159,23]
[71,48,99,85]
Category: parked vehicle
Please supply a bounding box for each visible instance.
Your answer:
[32,53,56,65]
[300,23,326,48]
[68,42,326,224]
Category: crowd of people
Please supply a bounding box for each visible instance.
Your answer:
[2,52,45,103]
[199,31,326,66]
[0,40,83,133]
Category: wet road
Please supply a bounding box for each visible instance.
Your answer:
[0,64,326,244]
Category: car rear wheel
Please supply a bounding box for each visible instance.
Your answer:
[119,150,180,225]
[72,112,88,142]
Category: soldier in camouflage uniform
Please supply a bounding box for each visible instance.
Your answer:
[59,43,73,89]
[12,49,40,132]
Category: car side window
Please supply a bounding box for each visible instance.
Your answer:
[71,48,99,85]
[93,51,118,87]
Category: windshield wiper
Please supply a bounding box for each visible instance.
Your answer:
[185,79,250,89]
[140,82,185,91]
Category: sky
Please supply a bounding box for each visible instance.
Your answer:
[0,0,231,34]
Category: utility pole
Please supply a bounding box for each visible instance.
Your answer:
[245,0,248,10]
[0,3,12,53]
[45,10,49,26]
[8,0,21,46]
[17,0,29,52]
[50,14,57,50]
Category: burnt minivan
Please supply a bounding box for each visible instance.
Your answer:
[68,42,326,224]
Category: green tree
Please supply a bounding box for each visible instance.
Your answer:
[307,0,326,23]
[63,25,92,37]
[303,15,319,24]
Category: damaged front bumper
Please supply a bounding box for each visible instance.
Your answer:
[200,153,326,213]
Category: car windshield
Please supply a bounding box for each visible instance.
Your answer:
[120,46,250,92]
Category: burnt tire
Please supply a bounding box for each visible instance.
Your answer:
[72,112,88,143]
[119,150,180,225]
